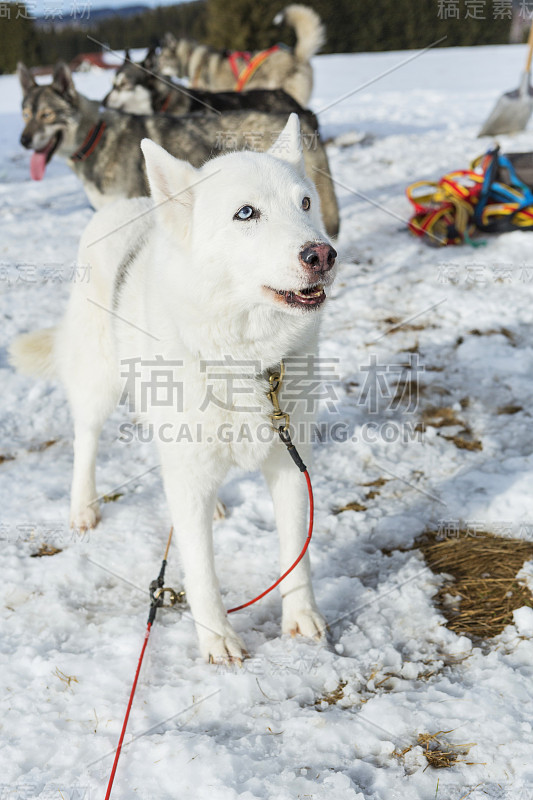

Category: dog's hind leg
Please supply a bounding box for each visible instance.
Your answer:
[262,440,326,640]
[69,421,106,530]
[67,372,120,531]
[56,294,120,530]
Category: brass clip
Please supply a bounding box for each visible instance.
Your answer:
[267,360,290,432]
[153,587,186,607]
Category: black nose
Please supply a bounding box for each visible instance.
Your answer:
[20,132,32,149]
[299,242,337,273]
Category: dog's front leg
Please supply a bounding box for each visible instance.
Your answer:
[161,463,247,664]
[262,441,326,640]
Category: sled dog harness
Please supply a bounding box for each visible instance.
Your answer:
[158,92,172,113]
[227,44,282,91]
[104,361,315,799]
[70,120,107,162]
[406,147,533,245]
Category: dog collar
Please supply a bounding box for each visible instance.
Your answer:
[159,93,172,113]
[71,120,106,162]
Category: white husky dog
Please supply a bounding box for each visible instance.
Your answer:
[10,114,337,664]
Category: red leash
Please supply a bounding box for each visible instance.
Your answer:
[228,468,313,612]
[103,624,151,800]
[104,529,176,800]
[103,431,314,799]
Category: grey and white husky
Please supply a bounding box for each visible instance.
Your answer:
[11,116,336,663]
[18,61,339,237]
[158,4,325,107]
[103,48,307,117]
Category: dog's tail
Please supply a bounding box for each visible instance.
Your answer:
[274,4,325,62]
[9,327,57,379]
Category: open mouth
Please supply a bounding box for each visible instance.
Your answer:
[30,131,62,181]
[266,283,326,310]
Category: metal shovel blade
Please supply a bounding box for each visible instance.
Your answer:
[479,70,533,137]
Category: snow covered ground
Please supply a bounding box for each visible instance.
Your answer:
[2,43,533,800]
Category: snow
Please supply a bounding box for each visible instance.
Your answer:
[513,607,533,636]
[2,43,533,800]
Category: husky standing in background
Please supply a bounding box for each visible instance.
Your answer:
[158,4,325,107]
[104,47,308,117]
[10,116,337,664]
[18,61,340,237]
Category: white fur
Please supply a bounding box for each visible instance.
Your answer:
[105,84,153,115]
[9,327,56,378]
[10,115,336,664]
[275,4,325,62]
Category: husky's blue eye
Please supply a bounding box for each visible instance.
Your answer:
[234,205,258,221]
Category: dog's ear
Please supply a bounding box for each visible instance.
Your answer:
[268,113,306,177]
[162,31,177,49]
[141,138,196,233]
[124,49,131,63]
[52,61,77,104]
[17,62,36,96]
[142,47,158,72]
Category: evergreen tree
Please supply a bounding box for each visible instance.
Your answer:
[2,0,515,73]
[206,0,285,51]
[0,3,41,74]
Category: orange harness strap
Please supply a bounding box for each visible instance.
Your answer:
[234,45,280,92]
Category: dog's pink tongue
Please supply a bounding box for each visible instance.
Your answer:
[30,150,47,181]
[30,137,57,181]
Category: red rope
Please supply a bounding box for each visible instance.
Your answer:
[227,469,314,613]
[227,50,251,81]
[104,467,314,798]
[104,623,152,800]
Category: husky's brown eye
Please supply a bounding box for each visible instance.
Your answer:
[234,205,259,221]
[40,109,55,122]
[302,196,311,211]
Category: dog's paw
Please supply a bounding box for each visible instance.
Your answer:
[213,498,226,521]
[199,623,248,665]
[282,606,327,641]
[70,503,101,531]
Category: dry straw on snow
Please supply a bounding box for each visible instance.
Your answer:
[417,531,533,639]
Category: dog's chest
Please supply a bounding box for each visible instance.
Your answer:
[184,370,276,469]
[130,360,277,470]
